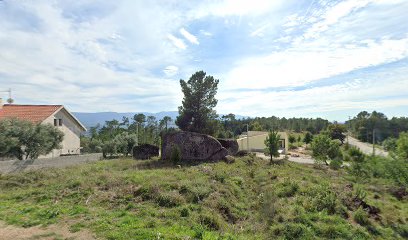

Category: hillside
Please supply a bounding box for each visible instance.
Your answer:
[0,157,406,239]
[72,111,179,129]
[72,112,249,130]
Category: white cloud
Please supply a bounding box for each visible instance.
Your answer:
[303,0,375,39]
[167,34,187,50]
[191,0,286,18]
[1,0,407,119]
[200,30,212,36]
[250,23,271,37]
[163,65,179,77]
[223,37,408,89]
[180,28,199,45]
[218,69,408,119]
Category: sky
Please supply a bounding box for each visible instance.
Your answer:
[0,0,407,121]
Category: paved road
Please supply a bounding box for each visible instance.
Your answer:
[347,136,388,157]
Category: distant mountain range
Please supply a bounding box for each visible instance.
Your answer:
[72,111,248,129]
[72,111,179,129]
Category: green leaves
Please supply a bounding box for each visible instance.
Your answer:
[176,71,219,135]
[0,119,64,160]
[264,130,281,163]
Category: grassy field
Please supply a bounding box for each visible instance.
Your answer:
[0,157,407,239]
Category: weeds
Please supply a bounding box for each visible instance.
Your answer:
[0,157,406,239]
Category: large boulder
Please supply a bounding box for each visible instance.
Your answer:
[217,138,239,155]
[133,144,159,160]
[162,131,228,161]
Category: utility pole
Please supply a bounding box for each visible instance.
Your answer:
[247,124,249,152]
[136,123,139,146]
[0,88,13,103]
[372,129,375,156]
[347,116,351,144]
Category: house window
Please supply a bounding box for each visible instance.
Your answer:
[54,119,63,127]
[279,140,285,148]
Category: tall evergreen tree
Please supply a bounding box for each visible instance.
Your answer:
[176,71,219,135]
[264,130,281,164]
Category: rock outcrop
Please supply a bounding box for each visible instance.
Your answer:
[161,131,228,161]
[217,138,239,155]
[133,144,159,160]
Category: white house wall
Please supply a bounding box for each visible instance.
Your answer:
[42,109,82,158]
[237,132,288,153]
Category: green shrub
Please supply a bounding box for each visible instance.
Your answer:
[155,191,184,207]
[277,179,299,198]
[382,137,397,151]
[260,192,279,223]
[170,145,181,165]
[329,159,342,170]
[353,207,369,226]
[180,207,189,217]
[283,223,312,239]
[354,186,367,201]
[198,212,224,230]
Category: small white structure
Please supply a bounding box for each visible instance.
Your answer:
[237,131,288,153]
[0,99,86,158]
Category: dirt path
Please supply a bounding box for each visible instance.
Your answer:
[0,221,96,240]
[255,152,315,164]
[347,136,388,157]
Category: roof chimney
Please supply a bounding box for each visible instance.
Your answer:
[0,98,3,110]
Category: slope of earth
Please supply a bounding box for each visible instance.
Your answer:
[0,157,406,239]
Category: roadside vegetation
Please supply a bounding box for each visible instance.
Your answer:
[0,155,407,239]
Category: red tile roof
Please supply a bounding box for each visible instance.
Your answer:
[0,104,62,123]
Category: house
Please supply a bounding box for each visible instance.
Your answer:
[237,131,288,154]
[0,98,87,158]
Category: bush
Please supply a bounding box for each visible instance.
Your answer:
[155,191,184,207]
[353,207,369,226]
[396,132,408,160]
[277,179,299,198]
[382,137,397,151]
[312,134,341,165]
[180,207,189,217]
[198,212,224,230]
[283,223,312,239]
[170,145,181,165]
[329,159,342,170]
[260,192,279,223]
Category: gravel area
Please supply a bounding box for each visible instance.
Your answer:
[255,152,315,164]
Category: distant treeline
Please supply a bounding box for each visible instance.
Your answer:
[347,111,408,143]
[217,114,330,138]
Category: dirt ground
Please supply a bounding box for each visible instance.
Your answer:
[0,221,96,240]
[255,146,315,164]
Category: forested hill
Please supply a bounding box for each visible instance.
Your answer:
[73,111,251,130]
[73,111,179,129]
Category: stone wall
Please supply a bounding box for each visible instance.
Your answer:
[0,153,103,174]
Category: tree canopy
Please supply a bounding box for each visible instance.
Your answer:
[0,118,64,160]
[176,71,219,135]
[264,130,281,163]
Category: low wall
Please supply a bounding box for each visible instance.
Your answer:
[0,153,103,174]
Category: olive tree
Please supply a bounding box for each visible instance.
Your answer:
[311,134,342,166]
[0,118,64,160]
